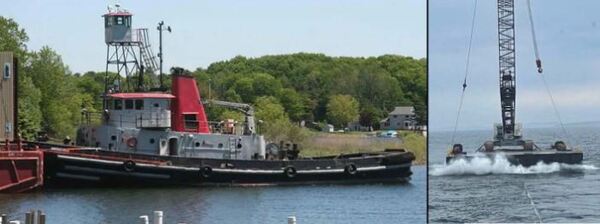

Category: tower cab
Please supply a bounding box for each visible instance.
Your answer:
[103,5,133,44]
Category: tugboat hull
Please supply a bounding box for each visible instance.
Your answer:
[44,149,414,187]
[446,150,583,167]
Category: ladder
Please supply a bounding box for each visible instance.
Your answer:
[136,28,159,74]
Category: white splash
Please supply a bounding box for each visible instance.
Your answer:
[430,154,597,176]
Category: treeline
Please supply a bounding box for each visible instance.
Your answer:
[0,17,426,141]
[193,53,427,128]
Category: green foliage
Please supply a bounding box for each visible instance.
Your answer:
[195,53,427,126]
[254,96,287,124]
[359,105,382,129]
[0,17,29,60]
[26,47,83,137]
[261,119,311,145]
[326,94,359,128]
[218,110,244,122]
[17,76,42,139]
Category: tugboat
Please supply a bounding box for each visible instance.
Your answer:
[446,0,582,166]
[40,5,414,186]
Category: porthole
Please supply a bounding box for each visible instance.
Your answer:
[195,142,201,147]
[149,138,155,144]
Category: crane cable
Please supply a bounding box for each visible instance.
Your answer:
[450,0,478,144]
[526,0,570,142]
[527,0,543,73]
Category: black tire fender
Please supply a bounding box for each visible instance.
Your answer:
[200,166,213,178]
[284,166,297,178]
[345,163,358,175]
[123,160,136,172]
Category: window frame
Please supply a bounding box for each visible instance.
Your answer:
[114,99,123,110]
[135,99,144,110]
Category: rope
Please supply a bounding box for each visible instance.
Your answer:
[540,74,570,142]
[523,183,543,223]
[450,0,478,144]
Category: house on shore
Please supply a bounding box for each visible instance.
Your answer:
[380,106,417,130]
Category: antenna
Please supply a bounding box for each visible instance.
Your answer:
[157,20,172,90]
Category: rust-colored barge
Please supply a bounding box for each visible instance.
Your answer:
[0,52,44,192]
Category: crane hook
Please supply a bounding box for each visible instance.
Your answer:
[536,59,543,73]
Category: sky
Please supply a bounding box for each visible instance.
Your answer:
[2,0,425,73]
[429,0,600,132]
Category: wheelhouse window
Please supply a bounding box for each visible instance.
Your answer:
[135,99,143,110]
[116,16,123,25]
[184,114,199,131]
[125,99,134,110]
[114,99,123,110]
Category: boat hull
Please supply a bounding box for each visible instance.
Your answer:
[43,149,414,187]
[0,149,44,193]
[446,150,583,167]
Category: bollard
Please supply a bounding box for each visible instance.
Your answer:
[1,214,6,224]
[38,212,45,224]
[139,215,149,224]
[153,211,163,224]
[287,216,296,224]
[24,211,32,224]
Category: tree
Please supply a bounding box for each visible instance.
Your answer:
[0,17,29,60]
[359,105,382,130]
[255,96,287,124]
[326,94,359,128]
[26,47,83,137]
[277,88,307,122]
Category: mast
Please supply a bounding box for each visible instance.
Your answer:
[497,0,517,141]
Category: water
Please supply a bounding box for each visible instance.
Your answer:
[429,126,600,223]
[0,166,425,224]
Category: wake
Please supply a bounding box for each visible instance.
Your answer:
[430,154,597,176]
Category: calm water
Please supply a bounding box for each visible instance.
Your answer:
[429,126,600,223]
[0,166,425,224]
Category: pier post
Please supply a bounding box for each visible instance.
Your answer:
[24,211,32,224]
[37,211,45,224]
[287,216,296,224]
[153,211,163,224]
[139,215,149,224]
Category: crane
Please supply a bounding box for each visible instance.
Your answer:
[202,99,256,135]
[496,0,519,143]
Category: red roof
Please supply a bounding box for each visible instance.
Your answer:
[108,93,175,99]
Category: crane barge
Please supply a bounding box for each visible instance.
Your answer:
[446,0,582,166]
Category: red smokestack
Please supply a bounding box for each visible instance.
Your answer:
[171,74,210,133]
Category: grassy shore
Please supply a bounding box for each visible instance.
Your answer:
[299,131,426,165]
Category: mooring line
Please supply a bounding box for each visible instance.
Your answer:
[524,183,543,223]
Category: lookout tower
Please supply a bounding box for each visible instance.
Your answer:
[103,4,159,95]
[104,5,133,43]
